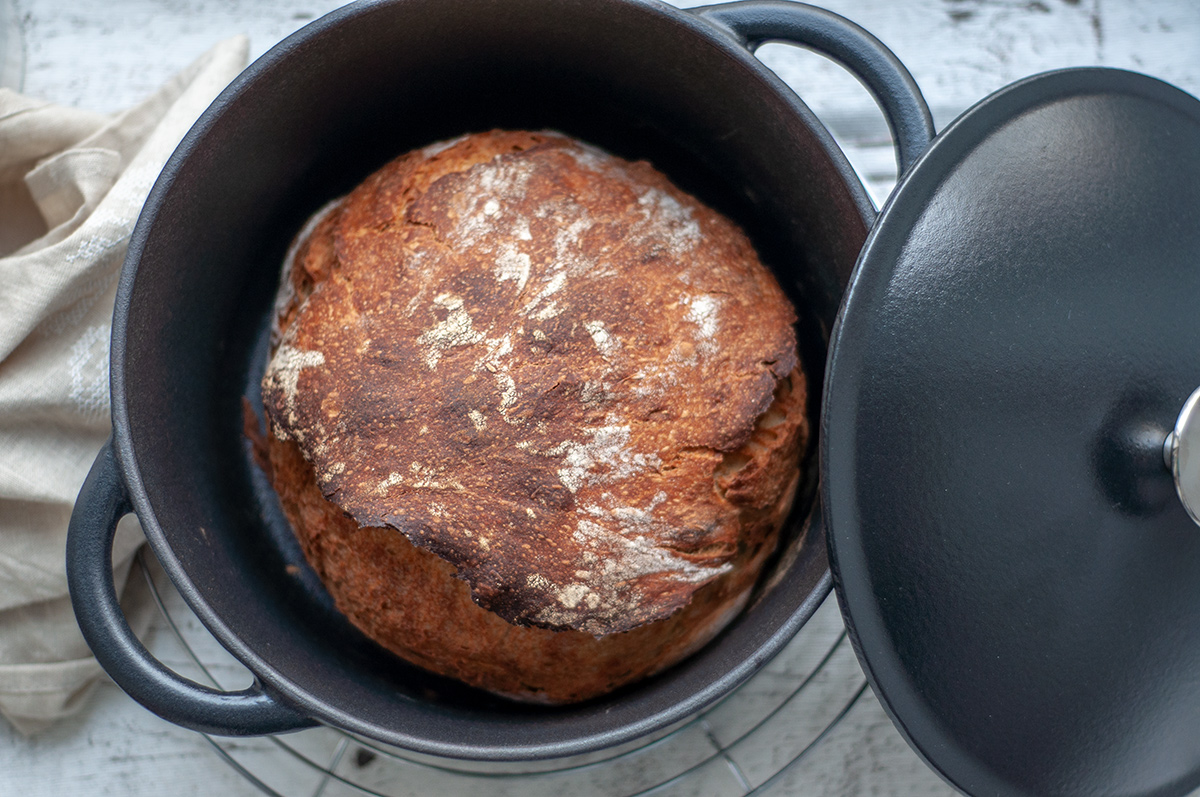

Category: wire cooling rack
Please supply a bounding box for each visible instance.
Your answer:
[134,545,950,797]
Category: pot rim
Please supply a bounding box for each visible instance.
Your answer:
[107,0,870,759]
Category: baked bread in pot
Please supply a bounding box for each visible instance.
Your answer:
[260,130,810,702]
[84,0,886,755]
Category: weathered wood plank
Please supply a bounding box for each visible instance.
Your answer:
[3,1,1198,794]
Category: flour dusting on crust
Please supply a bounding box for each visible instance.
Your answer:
[261,130,803,636]
[262,345,325,442]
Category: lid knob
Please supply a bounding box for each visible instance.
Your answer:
[1165,385,1200,526]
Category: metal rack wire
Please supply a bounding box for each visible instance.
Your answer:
[136,547,882,797]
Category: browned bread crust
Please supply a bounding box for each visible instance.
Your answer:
[261,130,808,702]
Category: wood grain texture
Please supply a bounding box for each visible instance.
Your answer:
[0,0,21,89]
[5,0,1200,794]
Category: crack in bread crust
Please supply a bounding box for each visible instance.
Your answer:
[261,131,808,688]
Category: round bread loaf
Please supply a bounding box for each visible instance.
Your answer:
[260,130,809,703]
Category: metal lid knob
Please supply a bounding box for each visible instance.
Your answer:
[1165,386,1200,527]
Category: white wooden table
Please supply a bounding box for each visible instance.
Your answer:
[2,1,1199,795]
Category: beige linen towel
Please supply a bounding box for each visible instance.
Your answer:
[0,37,248,734]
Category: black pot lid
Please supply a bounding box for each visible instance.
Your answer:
[823,68,1200,797]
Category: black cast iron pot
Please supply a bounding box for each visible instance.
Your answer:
[67,0,932,759]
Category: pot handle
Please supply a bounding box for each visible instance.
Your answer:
[692,0,934,176]
[67,439,316,736]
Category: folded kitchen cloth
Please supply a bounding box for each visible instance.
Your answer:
[0,37,248,734]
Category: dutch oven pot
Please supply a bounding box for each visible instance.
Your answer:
[822,67,1200,797]
[66,0,933,759]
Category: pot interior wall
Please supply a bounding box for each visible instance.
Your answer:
[116,0,869,755]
